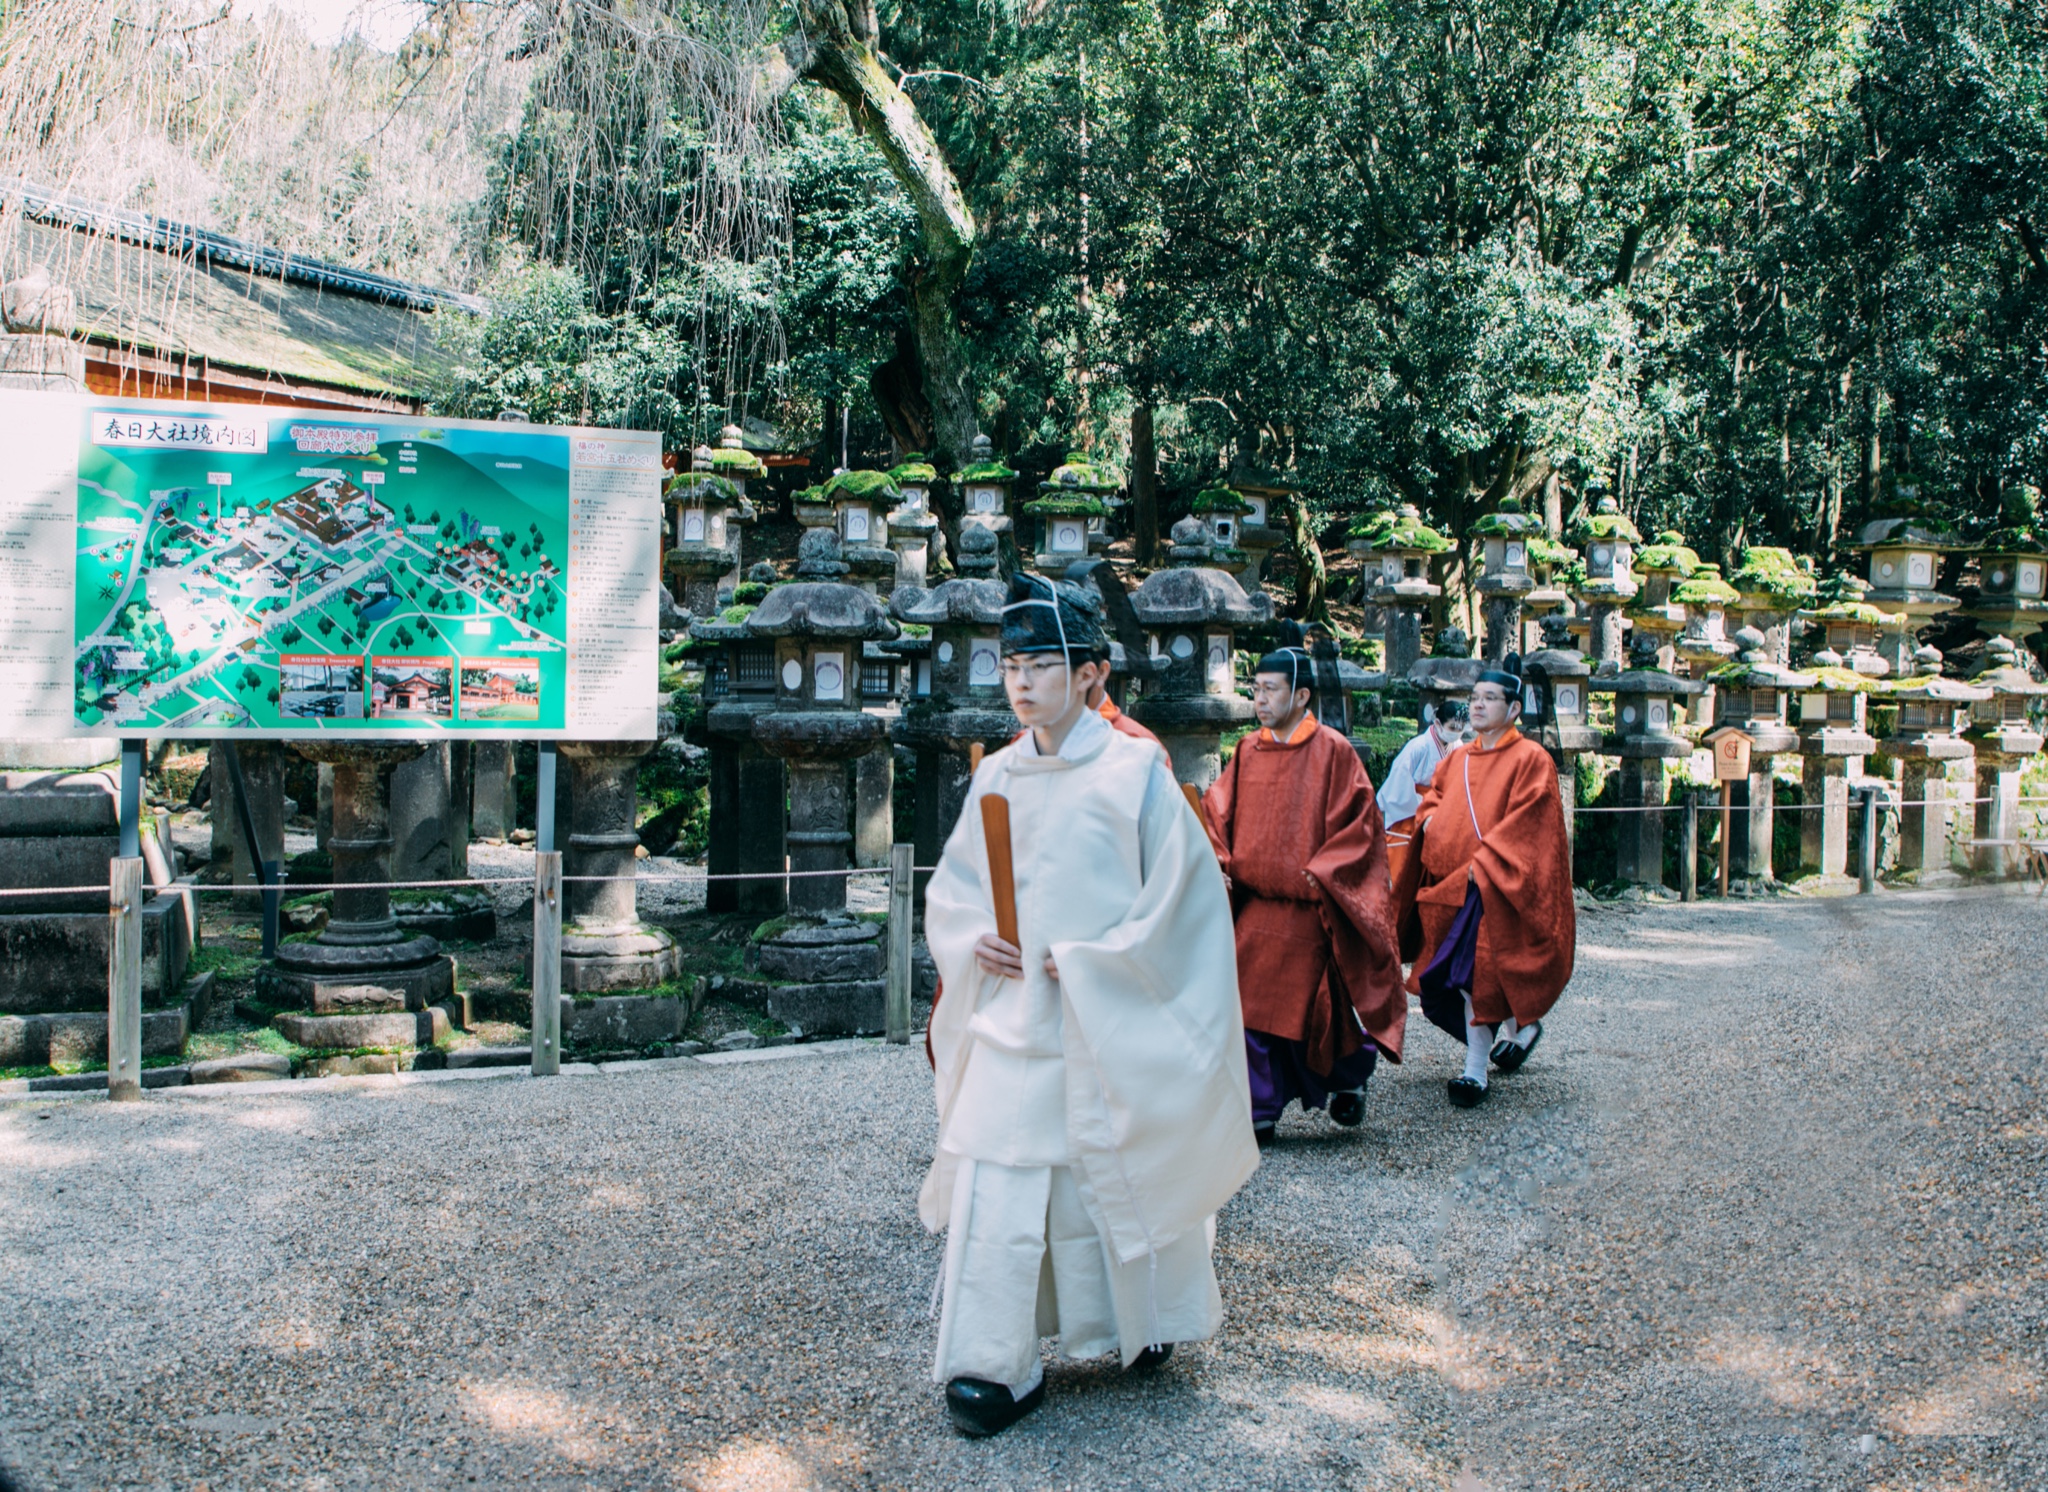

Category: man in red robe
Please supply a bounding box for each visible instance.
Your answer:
[1203,648,1406,1145]
[1392,661,1575,1108]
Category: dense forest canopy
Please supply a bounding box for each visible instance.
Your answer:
[5,0,2045,608]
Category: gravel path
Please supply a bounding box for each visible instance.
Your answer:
[1,887,2040,1490]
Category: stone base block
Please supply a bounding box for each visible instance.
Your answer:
[0,895,193,1015]
[4,1007,191,1066]
[393,891,497,943]
[561,994,687,1050]
[753,921,883,982]
[300,1052,404,1078]
[760,979,886,1038]
[555,927,683,994]
[189,1052,294,1084]
[274,1007,448,1051]
[311,984,410,1015]
[256,954,453,1012]
[447,1044,532,1069]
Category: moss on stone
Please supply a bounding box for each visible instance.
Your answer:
[1023,494,1111,518]
[1728,545,1817,603]
[1469,496,1542,538]
[1635,531,1701,576]
[1047,452,1122,493]
[1347,507,1453,553]
[821,468,900,502]
[1189,487,1251,515]
[958,459,1019,483]
[888,455,938,485]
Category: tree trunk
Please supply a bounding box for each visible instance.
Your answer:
[1286,499,1327,622]
[1131,403,1159,565]
[782,2,979,465]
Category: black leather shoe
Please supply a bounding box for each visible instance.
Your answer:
[1254,1123,1276,1149]
[946,1376,1044,1438]
[1490,1022,1541,1073]
[1447,1076,1489,1108]
[1129,1343,1173,1372]
[1327,1088,1367,1127]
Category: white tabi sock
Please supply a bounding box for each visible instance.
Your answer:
[1461,996,1491,1086]
[1497,1016,1519,1044]
[1510,1019,1539,1050]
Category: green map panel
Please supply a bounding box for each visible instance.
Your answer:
[74,408,571,734]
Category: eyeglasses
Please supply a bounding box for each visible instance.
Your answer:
[999,658,1070,684]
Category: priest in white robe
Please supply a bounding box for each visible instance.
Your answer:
[920,571,1258,1437]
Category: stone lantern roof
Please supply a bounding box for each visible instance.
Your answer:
[887,453,939,486]
[958,433,1019,485]
[1634,531,1702,579]
[1672,564,1739,611]
[744,579,899,642]
[1347,503,1454,556]
[1129,562,1274,628]
[1707,627,1817,692]
[1980,485,2048,554]
[819,467,901,505]
[1045,451,1122,495]
[710,424,768,480]
[1189,487,1251,515]
[1729,547,1817,608]
[1569,495,1642,547]
[1469,495,1542,539]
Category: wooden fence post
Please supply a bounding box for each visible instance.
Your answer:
[108,857,144,1102]
[886,842,914,1044]
[531,851,562,1075]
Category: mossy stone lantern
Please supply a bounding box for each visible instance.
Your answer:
[1127,554,1273,788]
[708,424,766,583]
[1962,636,2048,877]
[1727,546,1817,667]
[1626,530,1701,671]
[1523,613,1597,860]
[1591,635,1708,889]
[1229,477,1290,590]
[1523,534,1578,657]
[1800,571,1899,678]
[957,434,1018,533]
[885,453,940,591]
[1879,645,1992,880]
[1792,650,1878,877]
[1673,563,1741,726]
[662,446,746,618]
[1566,494,1646,669]
[817,468,901,594]
[1025,479,1110,575]
[1706,626,1817,884]
[890,524,1019,879]
[1852,488,1968,675]
[1043,451,1123,556]
[1188,488,1254,577]
[1964,486,2048,650]
[1346,503,1452,680]
[1470,495,1541,662]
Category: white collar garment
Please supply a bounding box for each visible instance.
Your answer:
[1016,700,1112,764]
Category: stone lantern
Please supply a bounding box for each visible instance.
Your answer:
[1043,451,1123,556]
[1879,645,1991,881]
[693,605,788,917]
[259,743,455,1011]
[1346,503,1452,680]
[1626,531,1701,671]
[1564,489,1641,668]
[1406,627,1483,732]
[1964,486,2048,650]
[818,468,900,594]
[1726,546,1817,667]
[1961,635,2048,877]
[1852,490,1967,675]
[1794,649,1879,877]
[1522,613,1598,859]
[1522,535,1578,655]
[662,446,744,617]
[1187,488,1254,577]
[1591,635,1707,889]
[1024,472,1110,575]
[1470,495,1540,662]
[1672,563,1741,727]
[956,434,1018,533]
[890,524,1018,879]
[747,568,899,908]
[706,424,765,589]
[1228,477,1289,591]
[1127,521,1273,787]
[1705,626,1816,885]
[884,453,941,591]
[1799,572,1898,677]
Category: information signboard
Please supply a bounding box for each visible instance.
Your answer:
[0,392,661,739]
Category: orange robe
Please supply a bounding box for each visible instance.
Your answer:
[1391,726,1575,1027]
[1203,719,1406,1070]
[1096,696,1162,749]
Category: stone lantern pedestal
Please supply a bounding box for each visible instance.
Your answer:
[1128,529,1272,789]
[1793,653,1878,878]
[555,741,681,991]
[1348,506,1453,684]
[1593,654,1707,889]
[1879,652,1989,881]
[1567,494,1641,671]
[258,743,454,1012]
[1962,637,2048,878]
[694,621,789,917]
[388,743,492,941]
[1705,628,1815,885]
[890,525,1016,881]
[1471,497,1541,663]
[1523,619,1597,860]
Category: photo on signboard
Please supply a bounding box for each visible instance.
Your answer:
[279,655,365,719]
[369,657,454,720]
[459,658,540,721]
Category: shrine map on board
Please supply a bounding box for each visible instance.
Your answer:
[0,394,662,741]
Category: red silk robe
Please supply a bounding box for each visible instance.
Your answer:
[1097,696,1163,749]
[1391,726,1575,1026]
[1202,720,1406,1072]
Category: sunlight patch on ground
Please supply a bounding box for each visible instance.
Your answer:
[1881,1360,2040,1437]
[461,1378,620,1464]
[1693,1330,1841,1409]
[678,1429,869,1491]
[225,1101,319,1132]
